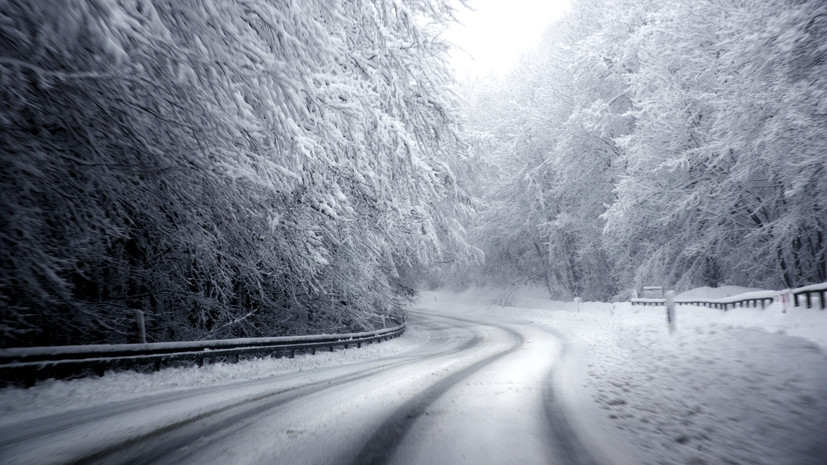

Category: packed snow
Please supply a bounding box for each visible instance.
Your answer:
[427,286,827,465]
[1,286,825,465]
[0,328,423,428]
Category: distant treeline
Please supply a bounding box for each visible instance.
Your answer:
[463,0,826,299]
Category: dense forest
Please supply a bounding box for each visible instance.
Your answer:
[2,0,825,348]
[0,0,474,347]
[460,0,826,300]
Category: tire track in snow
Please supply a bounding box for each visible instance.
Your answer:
[536,325,603,465]
[0,315,456,446]
[69,363,408,465]
[347,312,525,465]
[37,315,485,465]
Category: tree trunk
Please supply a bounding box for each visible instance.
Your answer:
[534,242,554,298]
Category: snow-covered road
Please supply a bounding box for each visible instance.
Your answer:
[0,310,589,465]
[3,288,826,465]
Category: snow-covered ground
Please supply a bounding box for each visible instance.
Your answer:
[1,286,825,465]
[425,286,827,465]
[0,327,424,428]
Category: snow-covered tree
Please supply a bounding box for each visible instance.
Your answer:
[461,0,644,300]
[465,0,825,298]
[604,0,827,290]
[0,0,472,347]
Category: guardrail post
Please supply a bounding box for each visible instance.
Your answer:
[574,297,582,312]
[23,367,37,388]
[135,310,147,344]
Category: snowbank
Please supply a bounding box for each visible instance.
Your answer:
[675,285,765,300]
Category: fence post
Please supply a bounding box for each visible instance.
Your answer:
[665,290,676,334]
[135,310,147,344]
[574,297,582,313]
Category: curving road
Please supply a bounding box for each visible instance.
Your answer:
[0,310,600,465]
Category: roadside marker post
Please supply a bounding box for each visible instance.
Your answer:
[135,309,147,344]
[665,290,676,334]
[777,291,790,314]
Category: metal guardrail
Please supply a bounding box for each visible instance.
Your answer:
[675,297,775,310]
[631,296,776,310]
[631,282,827,311]
[0,324,405,387]
[632,296,781,310]
[792,283,827,309]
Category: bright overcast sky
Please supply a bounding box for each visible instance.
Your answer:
[445,0,571,79]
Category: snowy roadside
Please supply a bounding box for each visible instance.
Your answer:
[2,288,825,465]
[419,288,827,465]
[0,325,423,428]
